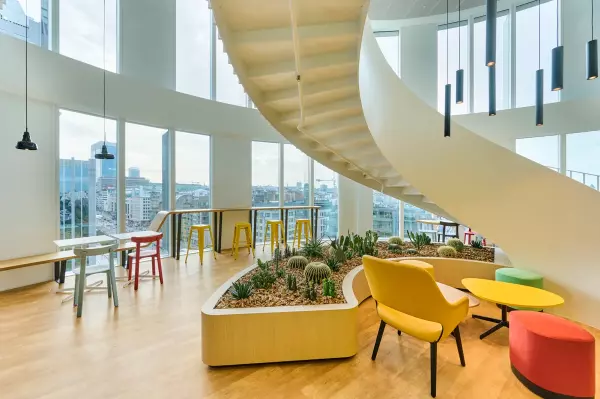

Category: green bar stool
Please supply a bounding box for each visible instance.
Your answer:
[495,267,543,310]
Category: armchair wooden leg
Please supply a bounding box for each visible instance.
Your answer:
[371,321,386,361]
[430,342,437,398]
[454,326,466,367]
[397,330,402,336]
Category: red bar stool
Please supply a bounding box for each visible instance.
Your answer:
[127,233,164,290]
[463,228,487,246]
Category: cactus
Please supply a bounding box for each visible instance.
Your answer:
[273,246,282,263]
[287,255,309,269]
[437,245,458,258]
[283,245,292,259]
[304,282,317,301]
[406,231,431,251]
[471,238,483,249]
[304,262,332,283]
[275,264,285,278]
[404,248,418,255]
[286,273,297,291]
[447,238,464,253]
[231,281,253,300]
[333,247,346,263]
[251,267,276,289]
[324,256,341,272]
[301,237,324,258]
[388,236,404,246]
[388,244,402,254]
[322,278,336,297]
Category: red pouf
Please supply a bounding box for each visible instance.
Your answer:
[510,311,595,399]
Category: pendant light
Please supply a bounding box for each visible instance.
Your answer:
[588,0,598,80]
[536,0,544,126]
[16,0,38,151]
[489,65,497,116]
[444,0,451,137]
[456,0,464,104]
[486,0,497,66]
[95,0,114,160]
[551,0,563,91]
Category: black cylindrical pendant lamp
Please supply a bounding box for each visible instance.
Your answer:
[489,65,496,116]
[456,69,464,104]
[486,0,497,66]
[588,39,599,79]
[444,84,451,137]
[16,0,37,151]
[536,69,544,126]
[551,46,564,90]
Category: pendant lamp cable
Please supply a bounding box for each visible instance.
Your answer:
[556,0,559,46]
[25,0,28,132]
[538,0,541,70]
[103,0,107,145]
[458,0,461,69]
[447,0,449,84]
[593,0,595,40]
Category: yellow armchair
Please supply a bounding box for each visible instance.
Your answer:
[363,256,469,398]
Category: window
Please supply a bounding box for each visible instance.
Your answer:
[176,132,211,253]
[0,0,49,47]
[473,12,510,112]
[516,135,560,170]
[437,21,469,115]
[375,31,400,76]
[252,141,280,243]
[59,110,117,270]
[515,0,559,107]
[566,131,600,190]
[125,123,170,257]
[403,203,440,236]
[314,162,338,238]
[59,0,117,71]
[216,26,246,106]
[176,0,211,99]
[372,192,400,238]
[284,144,310,241]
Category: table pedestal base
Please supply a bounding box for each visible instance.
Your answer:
[473,305,509,339]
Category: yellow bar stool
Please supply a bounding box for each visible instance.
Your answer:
[292,219,312,248]
[185,224,216,265]
[262,220,284,254]
[232,222,255,260]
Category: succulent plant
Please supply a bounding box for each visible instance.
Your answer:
[231,281,253,300]
[283,245,292,259]
[324,256,341,272]
[257,258,269,271]
[404,248,418,255]
[304,262,332,283]
[273,246,282,263]
[275,264,285,278]
[287,255,309,269]
[388,236,404,246]
[286,273,297,291]
[437,245,458,258]
[447,238,464,253]
[304,282,317,301]
[251,268,276,289]
[388,244,402,254]
[322,278,336,297]
[471,238,483,249]
[301,237,324,258]
[406,231,431,251]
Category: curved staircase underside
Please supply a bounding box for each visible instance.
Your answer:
[212,0,600,327]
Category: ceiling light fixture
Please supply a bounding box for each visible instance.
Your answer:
[486,0,496,66]
[95,0,114,160]
[536,0,544,127]
[551,0,563,91]
[489,65,496,116]
[588,0,598,80]
[444,0,451,137]
[16,0,37,151]
[456,0,464,105]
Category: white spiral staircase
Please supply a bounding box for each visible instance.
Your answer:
[211,0,600,327]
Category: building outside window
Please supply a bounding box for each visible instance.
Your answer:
[403,203,440,236]
[314,162,338,238]
[176,132,211,253]
[284,144,310,242]
[0,0,49,47]
[437,20,469,115]
[372,192,400,238]
[252,141,280,244]
[59,0,117,71]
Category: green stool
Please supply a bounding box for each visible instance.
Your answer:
[495,267,544,310]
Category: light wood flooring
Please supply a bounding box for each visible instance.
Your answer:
[0,251,598,399]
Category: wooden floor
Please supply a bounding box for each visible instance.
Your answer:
[1,252,598,399]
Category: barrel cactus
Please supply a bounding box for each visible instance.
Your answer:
[447,238,464,253]
[404,248,418,255]
[437,245,458,258]
[287,256,308,270]
[388,236,404,246]
[304,262,332,283]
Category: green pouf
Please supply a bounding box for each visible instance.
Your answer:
[496,267,544,310]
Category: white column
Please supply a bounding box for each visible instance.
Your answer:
[338,175,357,234]
[117,118,126,233]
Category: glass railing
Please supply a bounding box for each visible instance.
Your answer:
[547,167,600,191]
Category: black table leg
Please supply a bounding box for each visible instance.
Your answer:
[171,214,177,258]
[54,261,60,282]
[176,214,182,260]
[121,251,126,267]
[284,209,289,247]
[212,212,218,252]
[218,212,223,253]
[253,210,258,249]
[59,260,67,284]
[310,208,314,238]
[473,305,509,339]
[314,208,319,238]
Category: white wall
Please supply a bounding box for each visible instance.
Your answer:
[338,175,373,235]
[0,91,57,289]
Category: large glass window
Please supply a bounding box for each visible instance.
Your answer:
[176,0,211,99]
[314,162,338,238]
[375,31,400,76]
[125,123,170,255]
[372,192,400,238]
[437,21,469,115]
[252,141,280,243]
[516,135,560,170]
[473,12,510,112]
[566,131,600,190]
[516,0,559,107]
[403,203,440,237]
[216,27,246,106]
[0,0,49,47]
[176,132,211,253]
[284,144,310,242]
[59,0,117,71]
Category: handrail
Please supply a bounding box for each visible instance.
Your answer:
[546,166,600,190]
